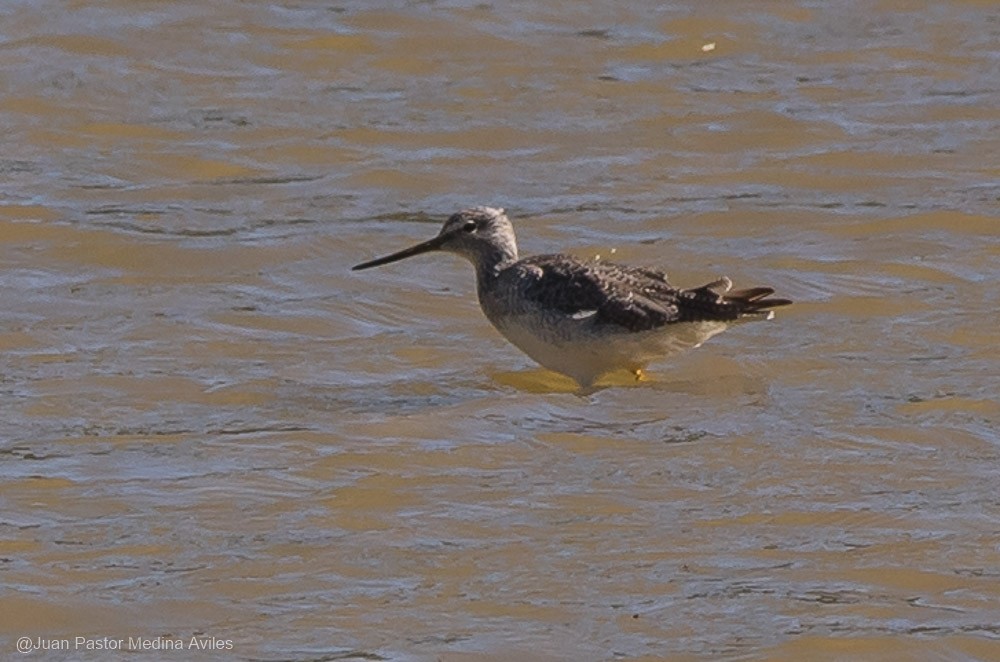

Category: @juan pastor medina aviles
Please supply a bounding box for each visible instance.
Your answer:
[17,636,233,652]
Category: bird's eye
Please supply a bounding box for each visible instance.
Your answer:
[462,221,477,233]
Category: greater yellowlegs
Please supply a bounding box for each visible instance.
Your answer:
[353,206,791,387]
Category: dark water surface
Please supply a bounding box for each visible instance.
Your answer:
[2,1,998,660]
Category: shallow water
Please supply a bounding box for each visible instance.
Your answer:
[1,1,999,660]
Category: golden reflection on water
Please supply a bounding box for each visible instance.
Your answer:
[2,0,999,660]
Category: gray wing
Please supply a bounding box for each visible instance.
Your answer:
[512,255,791,333]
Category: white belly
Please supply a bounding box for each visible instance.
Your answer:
[488,312,730,387]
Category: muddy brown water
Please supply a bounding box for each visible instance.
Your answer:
[1,1,998,660]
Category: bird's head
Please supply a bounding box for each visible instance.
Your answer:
[352,206,518,272]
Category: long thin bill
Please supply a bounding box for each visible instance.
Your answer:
[351,233,448,271]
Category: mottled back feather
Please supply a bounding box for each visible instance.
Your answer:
[510,254,791,333]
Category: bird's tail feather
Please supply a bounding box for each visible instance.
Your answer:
[682,280,792,321]
[723,286,793,318]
